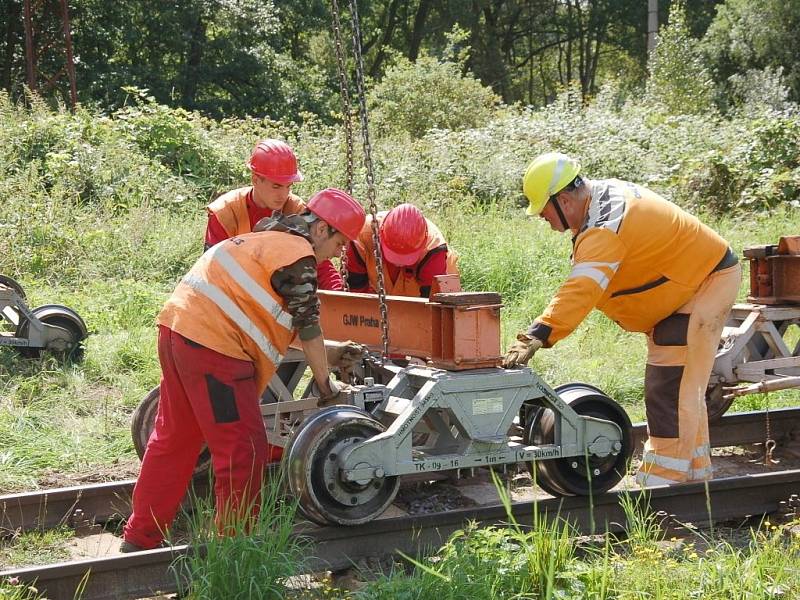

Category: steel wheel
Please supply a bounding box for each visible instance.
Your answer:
[285,405,399,526]
[705,384,734,423]
[131,385,212,476]
[0,275,26,299]
[15,305,87,361]
[526,383,632,496]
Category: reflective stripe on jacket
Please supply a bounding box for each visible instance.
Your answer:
[532,179,729,345]
[351,212,459,297]
[207,187,305,238]
[157,231,313,394]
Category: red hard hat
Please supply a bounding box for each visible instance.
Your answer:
[307,188,366,241]
[380,203,428,266]
[247,139,303,184]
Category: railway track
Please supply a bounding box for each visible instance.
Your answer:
[1,408,799,600]
[3,408,797,534]
[2,468,800,600]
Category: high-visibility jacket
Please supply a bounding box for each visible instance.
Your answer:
[529,179,729,346]
[351,212,459,297]
[207,187,305,239]
[157,231,313,394]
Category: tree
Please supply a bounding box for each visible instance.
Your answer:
[646,1,716,114]
[703,0,800,102]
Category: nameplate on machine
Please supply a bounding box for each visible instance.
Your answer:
[472,396,503,415]
[342,313,381,328]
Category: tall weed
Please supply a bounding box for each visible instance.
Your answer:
[173,476,307,600]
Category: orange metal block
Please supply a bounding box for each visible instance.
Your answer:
[317,289,502,370]
[744,238,800,305]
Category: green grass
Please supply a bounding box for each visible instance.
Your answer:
[0,94,798,599]
[0,93,798,489]
[1,202,798,489]
[341,477,800,599]
[0,581,47,600]
[0,526,73,568]
[172,476,308,599]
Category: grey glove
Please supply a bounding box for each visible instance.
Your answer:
[325,340,365,382]
[501,333,544,368]
[312,376,355,408]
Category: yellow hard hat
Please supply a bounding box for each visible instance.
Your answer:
[522,152,581,216]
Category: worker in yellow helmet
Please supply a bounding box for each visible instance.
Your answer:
[504,152,741,487]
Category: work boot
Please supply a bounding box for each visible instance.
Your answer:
[118,540,145,553]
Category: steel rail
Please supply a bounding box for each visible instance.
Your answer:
[629,405,800,450]
[2,408,798,535]
[2,468,799,600]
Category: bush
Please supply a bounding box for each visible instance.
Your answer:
[727,67,793,115]
[368,53,500,139]
[682,113,800,211]
[115,87,243,194]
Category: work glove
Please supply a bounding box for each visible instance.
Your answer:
[501,333,544,368]
[325,340,366,382]
[312,376,355,408]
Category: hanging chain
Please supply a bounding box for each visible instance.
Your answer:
[764,387,778,467]
[330,0,354,290]
[330,0,355,195]
[347,0,390,361]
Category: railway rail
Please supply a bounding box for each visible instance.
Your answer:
[3,408,797,535]
[1,408,798,599]
[2,468,799,600]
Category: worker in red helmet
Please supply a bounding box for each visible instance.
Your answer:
[204,138,343,290]
[345,203,458,297]
[122,189,366,552]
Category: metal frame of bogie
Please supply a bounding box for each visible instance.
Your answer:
[285,363,633,525]
[356,367,622,476]
[131,347,364,469]
[0,275,87,356]
[706,303,800,420]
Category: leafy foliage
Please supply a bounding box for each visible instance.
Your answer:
[369,52,500,139]
[645,1,716,115]
[355,480,800,599]
[703,0,800,102]
[1,82,799,492]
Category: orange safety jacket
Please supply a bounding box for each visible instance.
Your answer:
[207,187,305,238]
[530,179,729,346]
[351,212,459,297]
[157,231,313,394]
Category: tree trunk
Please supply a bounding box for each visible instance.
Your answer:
[181,14,206,108]
[367,0,402,77]
[2,0,20,93]
[407,0,432,62]
[481,2,509,98]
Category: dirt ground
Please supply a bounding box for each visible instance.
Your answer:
[34,457,141,490]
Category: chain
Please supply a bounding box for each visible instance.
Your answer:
[330,0,355,291]
[347,0,390,361]
[764,387,778,467]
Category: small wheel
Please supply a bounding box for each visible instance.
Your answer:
[705,384,734,423]
[526,383,632,496]
[131,385,211,476]
[15,305,87,361]
[285,405,399,526]
[0,275,26,299]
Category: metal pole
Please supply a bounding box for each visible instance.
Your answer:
[59,0,77,109]
[23,0,36,90]
[647,0,658,54]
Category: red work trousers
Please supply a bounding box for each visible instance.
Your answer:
[123,325,274,549]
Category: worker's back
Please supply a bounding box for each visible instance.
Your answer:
[579,179,728,332]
